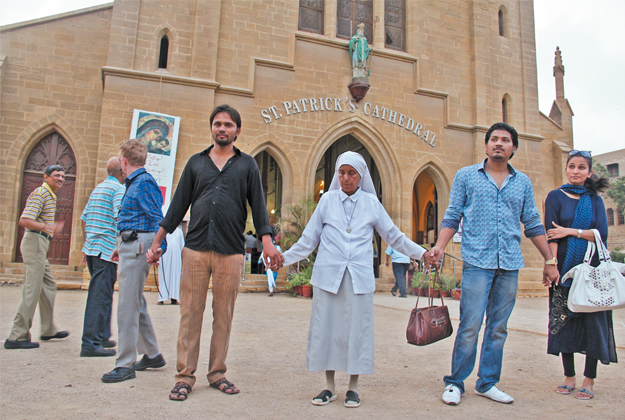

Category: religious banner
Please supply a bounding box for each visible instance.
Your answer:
[129,109,181,212]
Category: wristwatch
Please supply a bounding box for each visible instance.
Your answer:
[577,229,583,239]
[545,257,558,266]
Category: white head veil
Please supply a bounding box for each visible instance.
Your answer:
[328,151,377,195]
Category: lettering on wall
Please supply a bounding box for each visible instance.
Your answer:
[260,97,438,147]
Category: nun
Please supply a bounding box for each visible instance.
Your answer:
[282,151,431,408]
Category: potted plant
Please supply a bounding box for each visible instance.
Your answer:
[440,273,457,298]
[280,197,318,297]
[452,278,462,300]
[411,271,424,296]
[287,270,303,296]
[299,265,314,298]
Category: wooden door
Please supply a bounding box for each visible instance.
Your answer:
[15,132,76,265]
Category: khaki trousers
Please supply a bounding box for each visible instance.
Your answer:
[176,248,244,386]
[9,232,58,341]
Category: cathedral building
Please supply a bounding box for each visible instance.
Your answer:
[0,1,576,294]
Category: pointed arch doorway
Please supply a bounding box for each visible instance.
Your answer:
[412,171,438,246]
[313,134,384,276]
[15,132,76,265]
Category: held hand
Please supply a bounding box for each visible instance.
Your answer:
[146,246,163,266]
[385,261,389,267]
[428,247,445,268]
[264,243,284,271]
[82,252,86,266]
[542,264,560,287]
[547,222,572,240]
[110,249,119,262]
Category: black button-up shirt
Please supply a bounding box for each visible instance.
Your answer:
[160,145,273,255]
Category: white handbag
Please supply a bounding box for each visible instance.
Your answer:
[562,229,625,313]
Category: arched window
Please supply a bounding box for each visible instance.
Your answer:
[618,209,624,225]
[298,0,324,34]
[502,97,508,122]
[337,0,373,43]
[385,0,406,51]
[498,9,504,36]
[607,208,615,226]
[158,35,169,69]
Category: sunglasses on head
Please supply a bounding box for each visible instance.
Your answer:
[569,150,591,158]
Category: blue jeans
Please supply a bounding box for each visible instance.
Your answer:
[81,254,117,350]
[444,263,518,393]
[391,262,409,296]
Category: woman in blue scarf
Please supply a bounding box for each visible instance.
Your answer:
[544,150,614,400]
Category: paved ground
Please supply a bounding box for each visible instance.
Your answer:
[1,284,623,420]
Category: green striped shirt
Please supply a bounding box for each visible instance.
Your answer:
[21,183,57,236]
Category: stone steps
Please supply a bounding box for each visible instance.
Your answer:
[517,280,549,297]
[0,263,410,294]
[0,262,84,289]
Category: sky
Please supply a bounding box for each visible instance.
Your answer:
[1,0,623,155]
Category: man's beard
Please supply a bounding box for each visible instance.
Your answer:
[213,135,236,146]
[490,149,506,160]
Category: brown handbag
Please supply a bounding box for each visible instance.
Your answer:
[406,269,453,346]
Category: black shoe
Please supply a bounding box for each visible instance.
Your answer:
[102,367,136,383]
[40,331,69,341]
[102,340,116,348]
[131,353,166,371]
[399,295,408,298]
[391,290,396,296]
[4,339,39,349]
[170,299,179,305]
[81,347,116,357]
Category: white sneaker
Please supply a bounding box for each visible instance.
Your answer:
[475,386,514,404]
[442,384,461,405]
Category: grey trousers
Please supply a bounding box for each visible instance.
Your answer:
[8,232,58,341]
[115,233,160,368]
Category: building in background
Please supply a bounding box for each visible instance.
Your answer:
[1,1,581,293]
[594,149,625,251]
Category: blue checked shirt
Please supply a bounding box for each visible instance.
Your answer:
[81,176,125,262]
[440,159,545,270]
[118,168,167,252]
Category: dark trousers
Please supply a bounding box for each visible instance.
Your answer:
[391,262,409,297]
[562,353,598,379]
[82,255,117,350]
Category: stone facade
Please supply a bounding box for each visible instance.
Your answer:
[0,0,581,292]
[594,149,625,252]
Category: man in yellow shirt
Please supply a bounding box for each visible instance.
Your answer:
[5,164,69,349]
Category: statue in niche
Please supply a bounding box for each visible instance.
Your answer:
[349,23,371,80]
[347,23,371,102]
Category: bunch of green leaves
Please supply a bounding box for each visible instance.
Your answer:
[278,196,318,261]
[611,247,625,263]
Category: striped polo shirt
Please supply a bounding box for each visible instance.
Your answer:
[81,176,126,263]
[21,182,57,236]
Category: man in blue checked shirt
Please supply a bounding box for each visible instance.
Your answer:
[429,122,559,406]
[80,156,125,358]
[101,139,168,383]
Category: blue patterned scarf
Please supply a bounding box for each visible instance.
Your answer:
[559,184,594,286]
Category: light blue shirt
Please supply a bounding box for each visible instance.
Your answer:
[385,246,410,264]
[440,159,544,270]
[81,176,125,262]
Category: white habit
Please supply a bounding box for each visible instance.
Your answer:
[158,227,185,302]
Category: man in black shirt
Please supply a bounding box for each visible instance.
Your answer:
[148,104,283,401]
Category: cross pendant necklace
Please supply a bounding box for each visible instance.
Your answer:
[344,196,358,233]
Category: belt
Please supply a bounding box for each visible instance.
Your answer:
[27,230,52,240]
[119,230,152,234]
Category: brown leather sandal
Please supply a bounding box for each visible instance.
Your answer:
[169,382,192,401]
[210,377,240,394]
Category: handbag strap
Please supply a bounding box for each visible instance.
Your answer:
[413,268,446,309]
[591,228,611,262]
[583,239,596,264]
